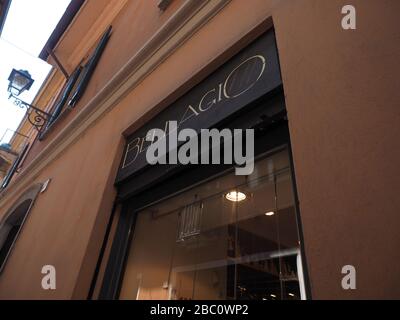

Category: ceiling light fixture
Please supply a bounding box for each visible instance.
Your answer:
[225,191,246,202]
[265,211,275,216]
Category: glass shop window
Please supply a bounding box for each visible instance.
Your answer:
[119,148,306,300]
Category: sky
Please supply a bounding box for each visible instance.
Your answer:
[0,0,71,145]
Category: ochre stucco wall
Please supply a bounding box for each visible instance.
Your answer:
[0,0,399,299]
[20,0,185,170]
[274,0,400,299]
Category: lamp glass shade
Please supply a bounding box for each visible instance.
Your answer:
[7,69,34,96]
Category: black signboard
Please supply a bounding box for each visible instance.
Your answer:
[116,29,282,184]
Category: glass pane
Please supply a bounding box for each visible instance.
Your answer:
[119,148,305,300]
[119,208,179,300]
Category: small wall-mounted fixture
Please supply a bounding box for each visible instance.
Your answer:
[158,0,172,11]
[5,69,52,133]
[7,69,34,97]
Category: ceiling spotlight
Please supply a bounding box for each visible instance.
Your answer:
[265,211,275,216]
[225,191,246,202]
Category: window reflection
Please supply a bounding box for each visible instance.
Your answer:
[119,149,305,300]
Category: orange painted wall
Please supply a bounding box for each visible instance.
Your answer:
[0,0,399,299]
[20,0,185,169]
[274,0,400,299]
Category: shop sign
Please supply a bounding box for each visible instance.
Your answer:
[116,29,281,184]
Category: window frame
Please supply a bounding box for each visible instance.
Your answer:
[0,143,30,190]
[98,88,310,299]
[39,26,112,139]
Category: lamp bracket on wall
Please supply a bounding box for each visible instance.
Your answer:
[8,94,52,133]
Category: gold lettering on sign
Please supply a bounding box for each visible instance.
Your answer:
[122,137,141,168]
[223,55,266,99]
[198,89,217,112]
[122,54,267,171]
[179,105,200,126]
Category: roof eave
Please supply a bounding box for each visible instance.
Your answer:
[38,0,85,61]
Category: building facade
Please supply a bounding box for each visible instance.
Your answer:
[0,0,399,299]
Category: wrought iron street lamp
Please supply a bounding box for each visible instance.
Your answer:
[6,69,51,133]
[7,69,34,96]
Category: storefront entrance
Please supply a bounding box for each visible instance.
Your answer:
[118,148,305,300]
[99,28,309,300]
